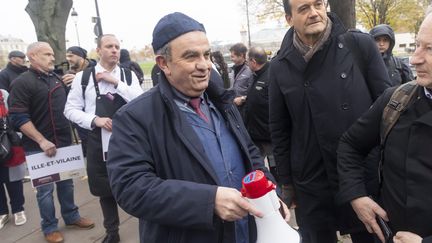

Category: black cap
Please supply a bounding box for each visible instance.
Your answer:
[152,12,206,52]
[8,50,25,59]
[66,46,87,59]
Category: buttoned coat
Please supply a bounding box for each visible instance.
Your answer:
[269,13,390,233]
[107,73,271,243]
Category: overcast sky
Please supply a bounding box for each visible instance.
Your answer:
[0,0,253,51]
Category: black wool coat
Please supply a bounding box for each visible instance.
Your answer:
[338,86,432,242]
[268,13,390,233]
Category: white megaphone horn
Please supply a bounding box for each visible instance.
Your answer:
[241,170,301,243]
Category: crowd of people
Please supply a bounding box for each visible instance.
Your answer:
[0,0,431,243]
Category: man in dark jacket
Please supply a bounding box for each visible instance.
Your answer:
[370,24,414,86]
[106,12,288,243]
[243,47,277,180]
[229,43,253,108]
[0,50,28,92]
[338,13,432,243]
[269,0,391,242]
[119,49,144,85]
[8,42,94,243]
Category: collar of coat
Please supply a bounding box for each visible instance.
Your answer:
[276,12,347,62]
[7,62,28,74]
[158,71,236,112]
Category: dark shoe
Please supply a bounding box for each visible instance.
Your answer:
[102,232,120,243]
[44,231,64,243]
[66,217,95,229]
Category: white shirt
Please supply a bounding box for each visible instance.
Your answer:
[64,63,143,130]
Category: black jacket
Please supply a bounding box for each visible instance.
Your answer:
[8,68,71,151]
[338,86,432,242]
[369,24,414,86]
[269,13,390,232]
[107,73,271,243]
[244,62,270,142]
[0,63,28,92]
[120,49,144,84]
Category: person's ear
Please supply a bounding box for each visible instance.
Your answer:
[286,14,293,26]
[156,55,170,76]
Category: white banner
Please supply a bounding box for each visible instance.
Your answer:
[26,145,86,187]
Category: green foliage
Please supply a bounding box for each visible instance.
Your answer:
[140,61,156,76]
[356,0,427,33]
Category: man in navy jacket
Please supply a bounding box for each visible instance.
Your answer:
[106,12,288,243]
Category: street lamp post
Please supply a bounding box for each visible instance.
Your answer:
[245,0,251,48]
[71,8,80,46]
[94,0,103,37]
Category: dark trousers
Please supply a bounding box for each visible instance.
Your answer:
[299,228,338,243]
[99,196,119,234]
[0,181,24,215]
[350,231,377,243]
[299,228,375,243]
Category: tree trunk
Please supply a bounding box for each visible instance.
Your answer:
[328,0,356,29]
[26,0,73,65]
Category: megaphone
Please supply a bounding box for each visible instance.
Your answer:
[241,170,301,243]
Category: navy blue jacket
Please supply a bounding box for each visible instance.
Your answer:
[0,63,28,92]
[107,73,270,243]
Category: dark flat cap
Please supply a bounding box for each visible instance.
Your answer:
[152,12,206,52]
[8,50,26,59]
[67,46,87,59]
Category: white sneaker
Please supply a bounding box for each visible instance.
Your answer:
[0,214,8,229]
[14,211,26,226]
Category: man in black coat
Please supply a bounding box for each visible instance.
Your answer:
[0,51,28,92]
[243,47,277,180]
[119,49,144,85]
[8,42,94,243]
[269,0,391,242]
[106,12,288,243]
[338,13,432,243]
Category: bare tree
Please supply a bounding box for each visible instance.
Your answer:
[26,0,73,65]
[248,0,356,29]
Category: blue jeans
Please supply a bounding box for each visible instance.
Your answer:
[36,179,80,234]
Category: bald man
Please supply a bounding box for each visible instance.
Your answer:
[8,42,94,243]
[338,13,432,243]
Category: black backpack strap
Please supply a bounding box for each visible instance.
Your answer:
[378,81,417,185]
[81,66,95,100]
[121,68,132,86]
[340,30,367,79]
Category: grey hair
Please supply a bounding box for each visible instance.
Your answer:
[27,42,49,56]
[155,42,172,61]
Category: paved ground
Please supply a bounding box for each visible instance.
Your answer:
[1,177,352,243]
[2,177,139,243]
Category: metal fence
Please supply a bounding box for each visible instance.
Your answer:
[141,78,154,92]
